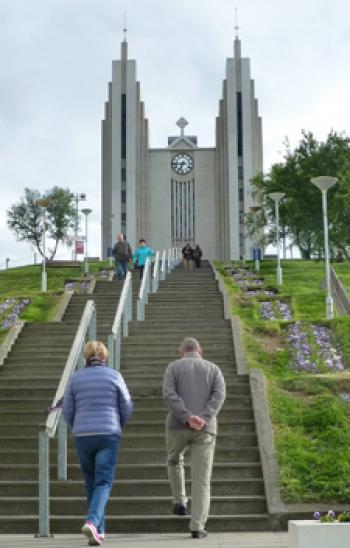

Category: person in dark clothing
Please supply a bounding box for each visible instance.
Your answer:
[193,244,203,268]
[112,234,132,280]
[182,243,194,271]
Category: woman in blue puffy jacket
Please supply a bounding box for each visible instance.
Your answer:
[63,340,132,546]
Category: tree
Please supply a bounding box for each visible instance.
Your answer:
[249,131,350,259]
[7,187,77,260]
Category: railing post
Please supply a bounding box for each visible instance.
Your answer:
[161,250,166,281]
[57,417,67,480]
[87,305,96,340]
[108,333,114,369]
[137,298,144,321]
[116,332,121,370]
[38,427,50,537]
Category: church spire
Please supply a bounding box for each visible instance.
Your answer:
[234,7,241,58]
[121,10,128,61]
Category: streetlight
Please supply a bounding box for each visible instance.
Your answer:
[81,208,92,274]
[269,192,285,285]
[37,198,53,292]
[310,176,338,319]
[249,206,261,272]
[70,192,86,260]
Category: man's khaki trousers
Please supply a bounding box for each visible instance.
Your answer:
[166,428,216,532]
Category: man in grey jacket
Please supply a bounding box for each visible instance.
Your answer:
[163,337,226,539]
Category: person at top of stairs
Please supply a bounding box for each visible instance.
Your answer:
[112,233,133,280]
[132,239,155,279]
[163,337,226,539]
[62,341,133,546]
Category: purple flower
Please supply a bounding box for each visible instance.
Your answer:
[313,511,321,520]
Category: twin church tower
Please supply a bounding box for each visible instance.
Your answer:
[101,35,263,260]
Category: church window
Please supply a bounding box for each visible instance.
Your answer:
[236,92,243,157]
[121,94,126,159]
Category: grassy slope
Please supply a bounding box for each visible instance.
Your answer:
[218,259,350,503]
[0,261,110,343]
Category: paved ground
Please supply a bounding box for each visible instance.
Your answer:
[0,533,288,547]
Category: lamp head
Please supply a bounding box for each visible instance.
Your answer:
[269,192,285,203]
[81,208,92,216]
[310,176,337,192]
[37,198,53,208]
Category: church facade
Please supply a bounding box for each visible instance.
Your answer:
[101,37,263,260]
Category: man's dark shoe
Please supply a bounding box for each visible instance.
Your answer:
[173,503,187,516]
[191,530,208,539]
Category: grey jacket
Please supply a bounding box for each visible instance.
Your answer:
[162,352,226,435]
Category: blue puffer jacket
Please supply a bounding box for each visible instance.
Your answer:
[62,364,133,437]
[133,246,155,267]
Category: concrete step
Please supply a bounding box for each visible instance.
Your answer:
[129,395,253,408]
[0,495,266,515]
[0,434,258,452]
[0,462,263,481]
[0,478,265,497]
[0,513,271,534]
[0,447,261,465]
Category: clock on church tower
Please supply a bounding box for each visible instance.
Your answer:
[171,153,194,175]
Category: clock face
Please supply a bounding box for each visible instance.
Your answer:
[171,153,194,175]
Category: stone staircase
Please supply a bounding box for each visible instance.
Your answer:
[0,265,270,533]
[0,277,130,533]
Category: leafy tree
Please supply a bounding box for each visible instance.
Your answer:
[249,131,350,259]
[7,187,76,260]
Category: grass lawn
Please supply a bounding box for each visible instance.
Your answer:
[0,260,110,342]
[218,259,350,503]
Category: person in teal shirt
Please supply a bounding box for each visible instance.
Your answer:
[133,239,155,279]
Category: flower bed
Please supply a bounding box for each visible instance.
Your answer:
[260,299,292,321]
[64,279,92,293]
[288,321,344,373]
[0,298,31,330]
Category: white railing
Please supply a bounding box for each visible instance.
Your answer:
[136,257,153,320]
[160,249,167,280]
[108,271,133,370]
[152,251,160,293]
[38,300,96,537]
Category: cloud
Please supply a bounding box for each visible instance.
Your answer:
[0,0,349,263]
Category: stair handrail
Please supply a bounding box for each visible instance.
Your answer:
[160,249,167,280]
[167,248,172,272]
[38,300,96,537]
[152,250,160,293]
[136,256,152,320]
[108,271,133,370]
[330,266,350,315]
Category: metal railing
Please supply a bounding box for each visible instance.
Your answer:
[38,300,96,537]
[152,251,160,293]
[136,257,152,321]
[331,266,350,316]
[108,271,133,370]
[160,249,167,281]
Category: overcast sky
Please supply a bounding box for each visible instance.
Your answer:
[1,0,350,265]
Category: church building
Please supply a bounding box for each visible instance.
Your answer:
[101,35,263,260]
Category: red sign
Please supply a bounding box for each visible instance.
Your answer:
[75,240,85,254]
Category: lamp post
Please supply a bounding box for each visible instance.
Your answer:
[310,176,337,319]
[250,206,261,272]
[81,208,92,274]
[37,198,53,292]
[70,192,86,260]
[269,192,285,285]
